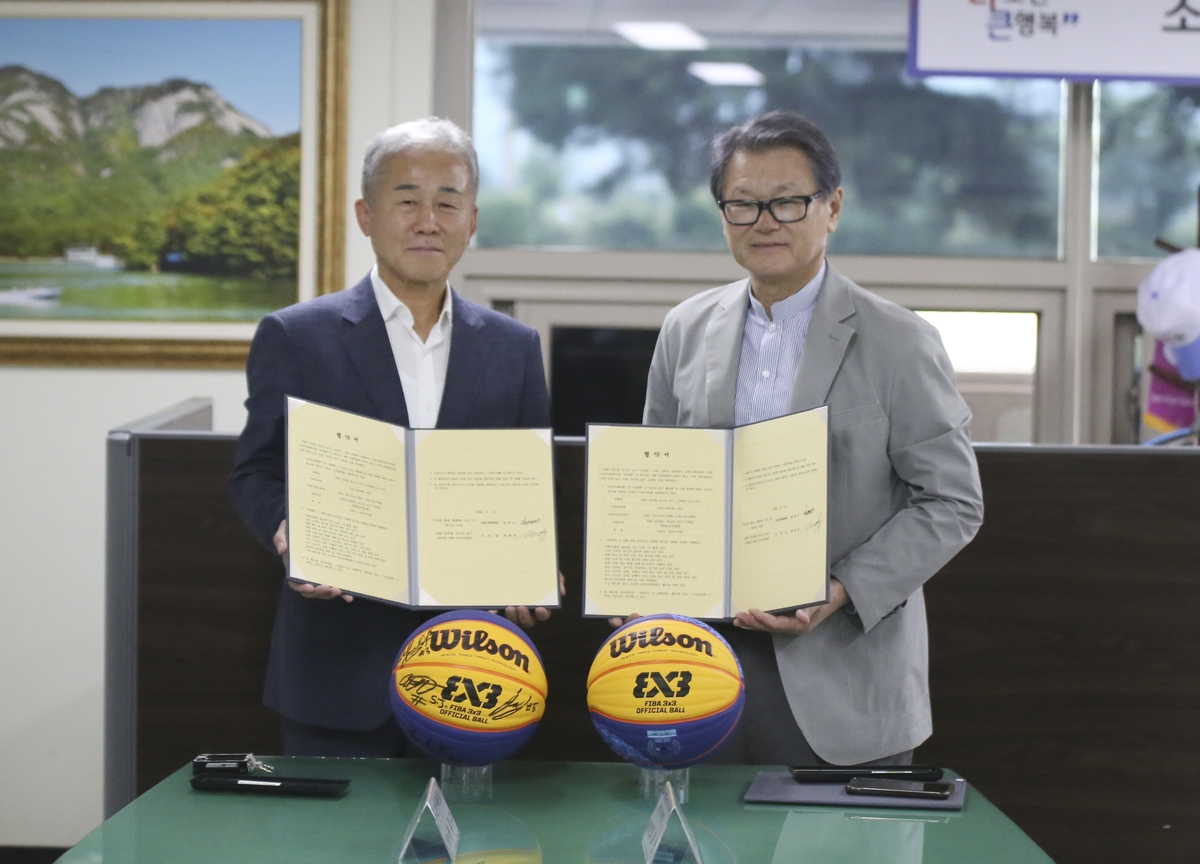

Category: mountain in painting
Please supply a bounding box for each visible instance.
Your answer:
[0,66,299,278]
[0,64,270,150]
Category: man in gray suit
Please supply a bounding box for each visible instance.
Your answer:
[642,111,984,766]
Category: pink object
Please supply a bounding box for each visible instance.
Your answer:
[1144,340,1196,435]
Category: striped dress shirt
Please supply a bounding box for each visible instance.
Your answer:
[734,261,826,426]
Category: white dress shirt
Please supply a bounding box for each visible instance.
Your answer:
[370,265,453,428]
[734,260,825,426]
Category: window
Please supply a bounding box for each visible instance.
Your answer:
[474,40,1062,257]
[916,311,1039,442]
[466,2,1147,446]
[1098,82,1200,258]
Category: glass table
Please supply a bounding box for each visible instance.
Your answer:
[60,758,1052,863]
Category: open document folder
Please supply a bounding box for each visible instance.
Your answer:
[285,397,559,609]
[583,406,829,620]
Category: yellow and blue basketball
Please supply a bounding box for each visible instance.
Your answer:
[586,614,743,768]
[391,611,547,765]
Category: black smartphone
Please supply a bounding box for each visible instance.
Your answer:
[789,765,944,784]
[844,777,954,799]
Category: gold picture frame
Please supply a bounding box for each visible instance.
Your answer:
[0,0,347,369]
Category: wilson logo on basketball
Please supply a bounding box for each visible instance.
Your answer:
[429,627,531,673]
[607,626,714,659]
[633,670,693,699]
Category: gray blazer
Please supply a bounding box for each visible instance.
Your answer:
[644,263,984,764]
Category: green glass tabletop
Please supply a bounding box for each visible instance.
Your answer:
[59,759,1051,863]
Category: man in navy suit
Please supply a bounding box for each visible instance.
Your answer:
[230,118,552,757]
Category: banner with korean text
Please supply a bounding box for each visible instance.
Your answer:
[910,0,1200,83]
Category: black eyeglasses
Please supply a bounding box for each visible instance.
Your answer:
[717,193,823,226]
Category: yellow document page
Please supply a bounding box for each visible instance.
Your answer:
[286,398,408,602]
[731,406,829,614]
[584,425,728,619]
[413,428,558,608]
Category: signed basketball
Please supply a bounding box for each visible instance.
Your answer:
[391,611,547,765]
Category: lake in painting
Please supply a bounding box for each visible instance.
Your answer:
[0,259,294,321]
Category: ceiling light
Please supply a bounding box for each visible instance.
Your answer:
[687,62,765,86]
[612,21,708,51]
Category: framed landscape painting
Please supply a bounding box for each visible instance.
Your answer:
[0,0,346,367]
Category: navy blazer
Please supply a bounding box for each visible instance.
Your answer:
[229,276,550,730]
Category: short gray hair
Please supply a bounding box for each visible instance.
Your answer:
[710,111,841,201]
[361,117,480,200]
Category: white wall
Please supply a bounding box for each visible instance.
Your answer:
[0,369,247,846]
[0,0,437,847]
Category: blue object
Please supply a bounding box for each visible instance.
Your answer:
[1168,334,1200,381]
[390,611,545,766]
[1143,428,1193,446]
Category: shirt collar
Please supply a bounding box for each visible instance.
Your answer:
[748,260,826,323]
[370,264,453,329]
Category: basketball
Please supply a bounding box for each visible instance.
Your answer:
[391,611,547,765]
[586,614,744,768]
